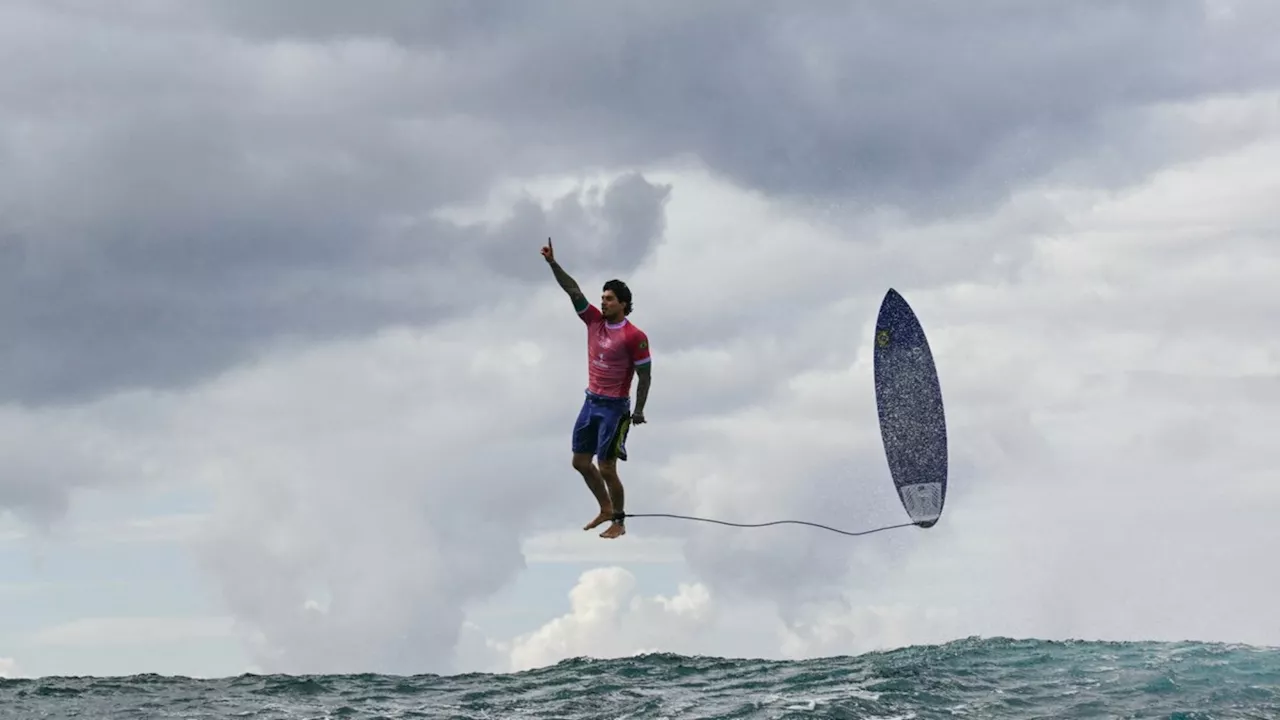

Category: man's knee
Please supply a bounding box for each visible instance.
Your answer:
[572,453,595,472]
[597,457,618,478]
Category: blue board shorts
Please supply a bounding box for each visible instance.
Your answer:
[572,391,632,462]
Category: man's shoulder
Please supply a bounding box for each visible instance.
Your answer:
[625,321,650,360]
[577,301,602,323]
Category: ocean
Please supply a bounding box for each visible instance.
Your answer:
[2,636,1277,719]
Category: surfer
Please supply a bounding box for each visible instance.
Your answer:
[541,237,651,539]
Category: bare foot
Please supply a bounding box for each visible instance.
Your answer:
[584,509,613,531]
[600,521,626,539]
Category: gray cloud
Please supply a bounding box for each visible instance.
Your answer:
[2,135,667,407]
[5,0,1277,409]
[200,0,1280,210]
[1,1,672,406]
[5,0,1280,675]
[169,322,581,675]
[592,117,1280,651]
[466,172,671,283]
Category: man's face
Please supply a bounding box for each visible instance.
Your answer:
[600,290,624,318]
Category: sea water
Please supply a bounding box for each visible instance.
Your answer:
[2,636,1277,719]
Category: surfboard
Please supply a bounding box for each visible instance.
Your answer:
[873,288,948,528]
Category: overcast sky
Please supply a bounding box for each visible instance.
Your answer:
[3,0,1280,679]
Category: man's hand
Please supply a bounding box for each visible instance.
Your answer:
[631,410,646,424]
[543,237,586,307]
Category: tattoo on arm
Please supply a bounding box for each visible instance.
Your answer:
[548,260,586,307]
[634,363,651,413]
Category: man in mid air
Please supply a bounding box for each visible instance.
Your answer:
[541,237,651,539]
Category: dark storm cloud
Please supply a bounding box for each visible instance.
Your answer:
[0,0,670,404]
[465,171,672,284]
[3,0,1277,406]
[0,171,667,404]
[202,0,1280,211]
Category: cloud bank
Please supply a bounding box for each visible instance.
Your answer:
[3,0,1280,675]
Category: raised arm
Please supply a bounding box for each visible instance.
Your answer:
[541,237,589,313]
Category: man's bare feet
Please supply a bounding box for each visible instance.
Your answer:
[583,509,613,531]
[600,521,626,539]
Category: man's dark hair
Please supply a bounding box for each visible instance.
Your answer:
[603,279,633,316]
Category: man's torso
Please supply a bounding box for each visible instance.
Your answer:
[579,305,648,398]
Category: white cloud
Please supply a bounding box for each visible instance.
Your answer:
[177,322,583,675]
[521,530,684,565]
[3,299,598,675]
[474,567,965,673]
[432,90,1280,675]
[0,512,209,547]
[0,657,22,678]
[620,90,1280,655]
[28,616,234,648]
[498,567,720,672]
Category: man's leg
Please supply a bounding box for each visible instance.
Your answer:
[571,397,614,530]
[574,452,613,530]
[597,456,626,539]
[596,408,631,539]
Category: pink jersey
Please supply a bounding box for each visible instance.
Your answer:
[578,303,650,398]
